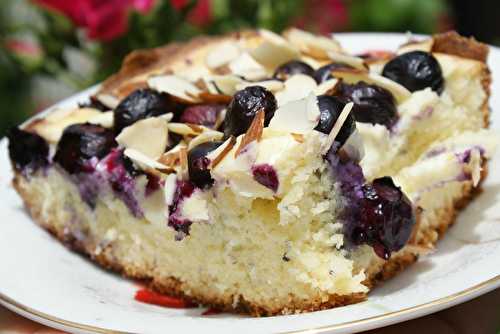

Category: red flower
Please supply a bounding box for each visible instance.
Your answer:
[33,0,155,41]
[5,39,42,58]
[170,0,212,26]
[296,0,348,34]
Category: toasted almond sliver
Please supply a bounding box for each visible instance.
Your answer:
[270,93,320,134]
[208,136,236,169]
[235,109,264,157]
[291,133,305,143]
[250,29,300,69]
[179,147,189,180]
[321,102,353,154]
[331,69,411,103]
[275,74,318,106]
[228,52,268,81]
[327,51,367,70]
[284,28,342,59]
[148,75,201,103]
[208,75,244,96]
[198,91,232,104]
[158,151,180,167]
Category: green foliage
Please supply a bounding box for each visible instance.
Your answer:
[348,0,448,34]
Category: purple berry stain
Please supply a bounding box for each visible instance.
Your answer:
[252,164,279,192]
[168,180,196,238]
[145,173,164,197]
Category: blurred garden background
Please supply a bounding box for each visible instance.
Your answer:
[0,0,498,137]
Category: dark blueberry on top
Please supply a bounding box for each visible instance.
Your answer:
[54,123,116,174]
[114,88,174,133]
[314,62,353,83]
[382,51,444,94]
[223,86,277,138]
[353,176,415,260]
[315,95,356,146]
[273,60,315,81]
[7,127,49,175]
[336,82,397,128]
[188,141,223,188]
[180,104,225,129]
[78,96,108,111]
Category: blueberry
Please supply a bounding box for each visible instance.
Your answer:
[223,86,277,138]
[314,62,353,83]
[180,104,225,129]
[353,177,415,260]
[7,127,49,175]
[273,60,315,81]
[188,141,223,188]
[54,123,116,174]
[382,51,444,94]
[114,88,177,133]
[315,95,356,146]
[337,82,397,128]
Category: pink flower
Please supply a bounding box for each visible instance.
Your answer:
[5,39,42,58]
[33,0,155,41]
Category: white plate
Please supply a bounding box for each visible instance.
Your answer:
[1,33,499,334]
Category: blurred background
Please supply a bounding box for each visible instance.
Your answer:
[0,0,498,137]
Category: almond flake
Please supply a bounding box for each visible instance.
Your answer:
[168,123,204,136]
[207,75,244,95]
[235,109,264,157]
[284,28,342,59]
[275,74,318,106]
[208,136,236,169]
[269,93,320,134]
[236,79,284,92]
[87,111,114,128]
[205,42,241,69]
[228,52,268,81]
[116,117,169,159]
[250,29,300,69]
[397,39,433,55]
[331,69,411,103]
[315,78,339,95]
[188,130,224,150]
[158,151,180,167]
[321,102,354,154]
[96,94,120,109]
[147,75,201,103]
[124,148,169,172]
[327,51,367,70]
[117,81,148,97]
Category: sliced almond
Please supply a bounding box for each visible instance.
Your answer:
[116,117,168,159]
[124,148,170,173]
[158,151,180,167]
[188,130,224,150]
[315,78,339,95]
[235,109,264,157]
[331,69,411,103]
[250,29,300,69]
[208,136,236,169]
[147,75,201,103]
[397,38,433,55]
[228,52,268,81]
[269,92,320,134]
[205,42,241,69]
[32,107,103,143]
[198,91,232,104]
[275,74,318,106]
[236,79,285,92]
[284,28,342,59]
[87,111,114,128]
[327,51,367,70]
[95,94,120,109]
[167,122,204,136]
[321,102,354,154]
[207,74,244,96]
[158,112,174,122]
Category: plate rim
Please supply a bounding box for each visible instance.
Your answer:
[2,31,500,334]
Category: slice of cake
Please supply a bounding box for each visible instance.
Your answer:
[7,29,497,315]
